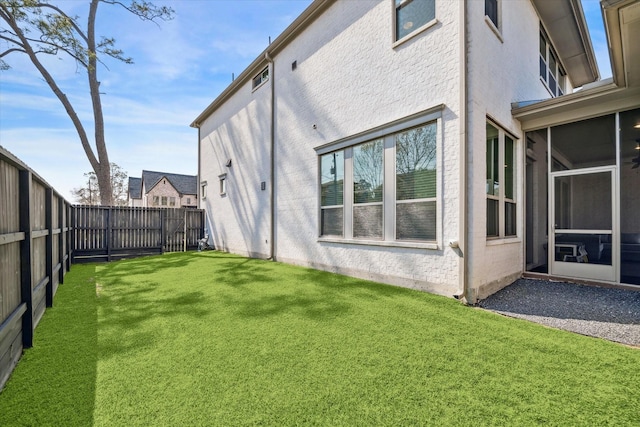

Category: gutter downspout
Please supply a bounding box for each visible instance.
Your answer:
[265,51,276,261]
[457,0,471,304]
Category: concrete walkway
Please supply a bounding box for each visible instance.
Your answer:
[478,278,640,347]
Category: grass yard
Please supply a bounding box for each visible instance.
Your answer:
[0,251,639,426]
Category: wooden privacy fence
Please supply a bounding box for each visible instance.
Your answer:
[0,147,73,390]
[1,147,205,390]
[72,206,204,263]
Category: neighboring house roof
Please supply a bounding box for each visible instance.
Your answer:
[141,170,198,196]
[128,177,142,199]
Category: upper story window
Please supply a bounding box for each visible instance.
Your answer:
[539,28,566,97]
[252,66,269,89]
[485,0,498,29]
[394,0,436,42]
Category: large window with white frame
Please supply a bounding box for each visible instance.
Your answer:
[394,0,436,42]
[319,116,438,244]
[539,28,566,97]
[486,121,516,238]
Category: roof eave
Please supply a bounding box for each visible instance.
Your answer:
[190,0,334,128]
[532,0,600,87]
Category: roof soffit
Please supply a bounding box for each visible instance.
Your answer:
[532,0,600,87]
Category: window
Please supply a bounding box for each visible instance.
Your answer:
[161,196,167,206]
[486,122,516,238]
[187,197,191,204]
[396,126,437,240]
[169,197,176,207]
[485,0,498,29]
[319,116,439,244]
[201,181,207,200]
[320,151,344,237]
[252,66,269,89]
[152,196,159,206]
[539,28,566,97]
[394,0,436,42]
[353,139,384,239]
[219,174,227,196]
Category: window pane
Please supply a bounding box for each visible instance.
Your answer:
[354,205,383,239]
[485,0,498,27]
[321,207,343,237]
[549,74,557,95]
[549,52,557,79]
[353,139,383,204]
[486,123,499,196]
[539,56,546,80]
[487,199,499,237]
[396,0,435,40]
[504,135,514,200]
[539,32,546,58]
[396,123,437,201]
[505,202,516,236]
[396,201,436,241]
[321,151,344,206]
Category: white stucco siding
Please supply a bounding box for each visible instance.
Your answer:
[465,0,555,299]
[271,0,463,296]
[199,79,272,258]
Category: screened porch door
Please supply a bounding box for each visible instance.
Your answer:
[550,167,616,282]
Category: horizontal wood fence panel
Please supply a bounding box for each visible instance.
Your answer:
[0,304,26,391]
[0,147,73,390]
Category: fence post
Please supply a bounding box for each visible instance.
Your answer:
[183,208,187,252]
[19,170,34,348]
[58,195,64,284]
[161,209,166,254]
[45,188,53,307]
[106,206,112,262]
[70,205,76,264]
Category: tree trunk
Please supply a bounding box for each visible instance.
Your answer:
[88,0,113,205]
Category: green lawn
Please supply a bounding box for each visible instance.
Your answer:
[1,251,639,426]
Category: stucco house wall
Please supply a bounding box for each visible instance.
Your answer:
[145,179,195,208]
[196,0,604,301]
[464,0,581,300]
[271,0,463,295]
[199,70,273,258]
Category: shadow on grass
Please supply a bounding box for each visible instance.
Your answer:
[0,264,98,426]
[95,253,214,359]
[205,252,421,321]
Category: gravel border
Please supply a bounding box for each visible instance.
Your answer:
[478,278,640,347]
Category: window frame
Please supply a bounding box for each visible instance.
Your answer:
[392,0,438,46]
[252,66,269,90]
[486,119,518,240]
[219,174,227,196]
[539,27,566,97]
[200,181,207,200]
[485,0,499,29]
[316,106,443,249]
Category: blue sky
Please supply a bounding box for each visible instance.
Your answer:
[0,0,611,200]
